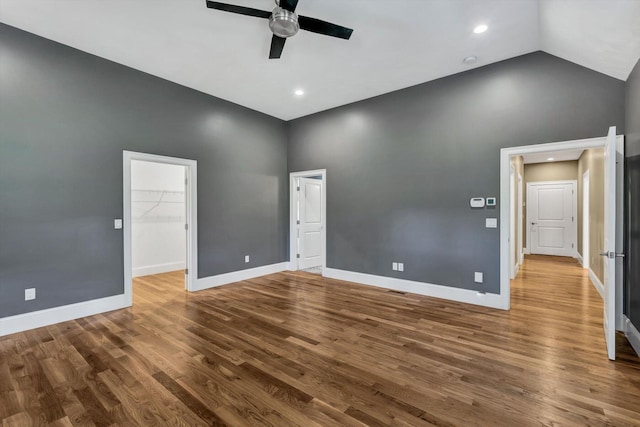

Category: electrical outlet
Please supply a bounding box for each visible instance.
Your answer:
[114,218,122,229]
[474,272,483,283]
[245,255,250,263]
[398,263,404,272]
[392,262,398,271]
[25,288,36,301]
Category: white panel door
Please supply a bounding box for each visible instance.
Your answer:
[529,182,575,257]
[298,178,322,269]
[602,126,619,360]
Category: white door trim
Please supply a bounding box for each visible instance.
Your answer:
[510,165,516,279]
[582,170,590,269]
[517,172,524,265]
[289,169,326,274]
[526,180,577,258]
[499,134,622,310]
[123,151,198,302]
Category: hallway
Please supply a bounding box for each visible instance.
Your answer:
[1,258,639,426]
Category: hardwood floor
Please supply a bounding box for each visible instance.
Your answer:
[1,258,640,426]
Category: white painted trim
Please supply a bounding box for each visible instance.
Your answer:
[0,294,129,337]
[289,169,327,276]
[525,180,578,258]
[501,135,614,311]
[524,247,530,255]
[324,268,505,310]
[133,262,185,278]
[123,151,198,298]
[512,262,520,279]
[582,170,590,270]
[624,316,640,357]
[193,262,287,291]
[576,252,584,267]
[588,268,604,300]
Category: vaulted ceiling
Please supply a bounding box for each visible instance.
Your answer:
[2,0,639,120]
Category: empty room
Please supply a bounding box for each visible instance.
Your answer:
[2,0,640,426]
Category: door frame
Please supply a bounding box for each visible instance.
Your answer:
[518,172,524,265]
[510,165,517,279]
[582,170,590,269]
[123,151,198,304]
[499,134,622,310]
[289,169,327,274]
[526,180,577,258]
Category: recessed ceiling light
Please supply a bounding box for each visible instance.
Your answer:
[547,157,555,161]
[463,56,477,65]
[473,24,488,34]
[294,89,304,96]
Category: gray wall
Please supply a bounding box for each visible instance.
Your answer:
[625,58,640,327]
[0,24,288,317]
[288,51,625,293]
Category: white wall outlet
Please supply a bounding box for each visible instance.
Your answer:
[485,218,498,228]
[245,255,250,263]
[114,218,123,229]
[392,262,398,271]
[398,263,404,272]
[474,272,483,283]
[25,288,36,301]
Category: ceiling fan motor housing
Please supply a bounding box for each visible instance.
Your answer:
[269,7,299,38]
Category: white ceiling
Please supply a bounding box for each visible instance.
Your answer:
[522,149,584,164]
[1,0,640,120]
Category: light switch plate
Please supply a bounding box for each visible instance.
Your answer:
[398,263,404,272]
[245,255,250,263]
[486,218,498,228]
[474,272,483,283]
[392,262,398,271]
[25,288,36,301]
[114,219,123,229]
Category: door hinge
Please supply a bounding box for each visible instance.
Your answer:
[572,216,574,222]
[185,268,188,275]
[297,186,300,191]
[185,178,188,185]
[296,254,300,258]
[296,220,300,225]
[185,223,188,230]
[572,243,574,248]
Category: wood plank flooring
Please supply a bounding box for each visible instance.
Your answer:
[1,257,640,426]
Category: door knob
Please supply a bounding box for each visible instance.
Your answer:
[600,251,626,259]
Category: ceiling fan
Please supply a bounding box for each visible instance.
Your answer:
[205,0,354,59]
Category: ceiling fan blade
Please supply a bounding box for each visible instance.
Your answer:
[269,35,286,59]
[205,1,271,19]
[279,0,299,12]
[298,16,353,40]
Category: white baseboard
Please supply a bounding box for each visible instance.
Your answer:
[588,268,604,300]
[576,252,584,267]
[133,261,185,277]
[512,262,520,279]
[193,262,288,291]
[324,268,505,310]
[524,247,530,255]
[624,316,640,357]
[0,294,130,337]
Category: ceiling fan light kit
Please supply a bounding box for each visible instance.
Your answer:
[269,7,299,38]
[205,0,353,59]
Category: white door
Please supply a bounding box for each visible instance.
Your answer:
[601,126,619,360]
[528,181,576,257]
[298,177,322,269]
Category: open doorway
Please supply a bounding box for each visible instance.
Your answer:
[500,129,624,360]
[289,169,326,275]
[123,151,198,305]
[131,160,186,287]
